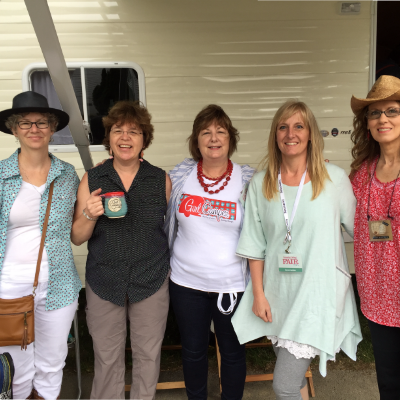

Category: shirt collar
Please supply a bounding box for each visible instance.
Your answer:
[98,158,156,178]
[1,149,65,184]
[96,158,156,192]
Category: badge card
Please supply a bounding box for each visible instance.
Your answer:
[278,254,303,272]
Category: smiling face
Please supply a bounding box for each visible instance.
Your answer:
[13,112,53,150]
[367,100,400,145]
[109,121,144,162]
[197,121,230,163]
[276,112,310,161]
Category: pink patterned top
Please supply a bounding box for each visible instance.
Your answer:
[351,158,400,327]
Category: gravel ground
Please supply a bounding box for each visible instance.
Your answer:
[60,368,379,399]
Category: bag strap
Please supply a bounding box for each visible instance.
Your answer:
[33,180,55,295]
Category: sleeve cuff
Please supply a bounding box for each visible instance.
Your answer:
[236,252,264,260]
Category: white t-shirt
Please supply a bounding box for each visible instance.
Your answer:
[1,181,49,283]
[171,162,245,293]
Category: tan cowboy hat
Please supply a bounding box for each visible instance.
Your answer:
[351,75,400,114]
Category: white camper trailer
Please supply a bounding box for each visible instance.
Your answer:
[0,0,385,280]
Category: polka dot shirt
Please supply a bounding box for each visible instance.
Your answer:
[86,159,170,306]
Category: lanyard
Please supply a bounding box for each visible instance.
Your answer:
[367,161,400,221]
[278,167,307,253]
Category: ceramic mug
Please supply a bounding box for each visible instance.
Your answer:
[100,191,128,218]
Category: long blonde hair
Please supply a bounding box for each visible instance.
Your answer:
[261,100,330,200]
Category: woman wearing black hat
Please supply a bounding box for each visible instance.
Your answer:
[0,91,81,399]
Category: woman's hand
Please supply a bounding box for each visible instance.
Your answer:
[93,158,110,168]
[85,188,105,219]
[248,259,271,322]
[252,293,272,323]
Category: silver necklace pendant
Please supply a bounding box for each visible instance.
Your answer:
[283,231,291,245]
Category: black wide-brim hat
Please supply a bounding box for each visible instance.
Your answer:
[0,91,69,134]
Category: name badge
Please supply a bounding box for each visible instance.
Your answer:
[368,219,393,242]
[278,254,302,272]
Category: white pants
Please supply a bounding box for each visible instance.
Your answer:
[0,280,77,399]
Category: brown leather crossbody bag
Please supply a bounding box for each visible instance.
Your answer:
[0,181,54,350]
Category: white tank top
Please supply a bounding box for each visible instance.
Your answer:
[171,162,245,293]
[1,181,49,283]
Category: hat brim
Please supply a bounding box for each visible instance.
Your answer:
[0,107,69,135]
[351,89,400,114]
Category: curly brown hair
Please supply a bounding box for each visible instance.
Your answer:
[187,104,239,162]
[102,101,154,151]
[349,101,400,181]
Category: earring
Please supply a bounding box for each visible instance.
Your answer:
[139,149,144,162]
[15,136,19,143]
[367,129,371,140]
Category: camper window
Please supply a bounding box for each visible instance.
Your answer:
[84,68,139,145]
[24,63,144,150]
[31,70,84,145]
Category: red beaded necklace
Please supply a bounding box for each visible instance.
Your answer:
[197,159,233,194]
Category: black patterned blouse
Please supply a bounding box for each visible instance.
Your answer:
[86,159,170,306]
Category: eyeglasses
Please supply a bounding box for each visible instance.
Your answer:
[18,121,49,129]
[365,108,400,120]
[111,129,142,137]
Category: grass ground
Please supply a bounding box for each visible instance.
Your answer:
[65,276,375,375]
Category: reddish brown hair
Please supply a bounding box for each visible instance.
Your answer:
[187,104,239,161]
[349,101,400,181]
[102,101,154,151]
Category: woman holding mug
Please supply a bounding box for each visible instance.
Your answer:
[165,104,255,400]
[0,91,81,399]
[231,100,361,400]
[72,101,171,400]
[350,75,400,399]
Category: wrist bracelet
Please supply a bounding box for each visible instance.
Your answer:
[83,208,98,221]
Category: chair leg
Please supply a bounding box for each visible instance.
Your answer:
[215,334,222,394]
[306,367,316,398]
[73,309,82,400]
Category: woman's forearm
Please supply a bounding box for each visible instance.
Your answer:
[71,211,97,246]
[71,173,103,246]
[249,259,265,298]
[249,258,272,322]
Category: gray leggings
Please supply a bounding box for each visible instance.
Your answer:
[272,343,313,400]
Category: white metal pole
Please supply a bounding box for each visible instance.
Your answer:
[24,0,94,170]
[369,0,378,89]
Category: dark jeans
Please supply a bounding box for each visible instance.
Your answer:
[169,280,246,400]
[368,319,400,400]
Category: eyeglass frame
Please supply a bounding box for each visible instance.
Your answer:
[365,107,400,120]
[17,120,50,130]
[110,128,143,137]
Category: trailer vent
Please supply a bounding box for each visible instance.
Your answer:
[339,2,361,15]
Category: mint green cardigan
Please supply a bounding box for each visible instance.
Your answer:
[231,163,362,376]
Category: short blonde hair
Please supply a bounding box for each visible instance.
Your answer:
[261,100,330,200]
[5,112,59,133]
